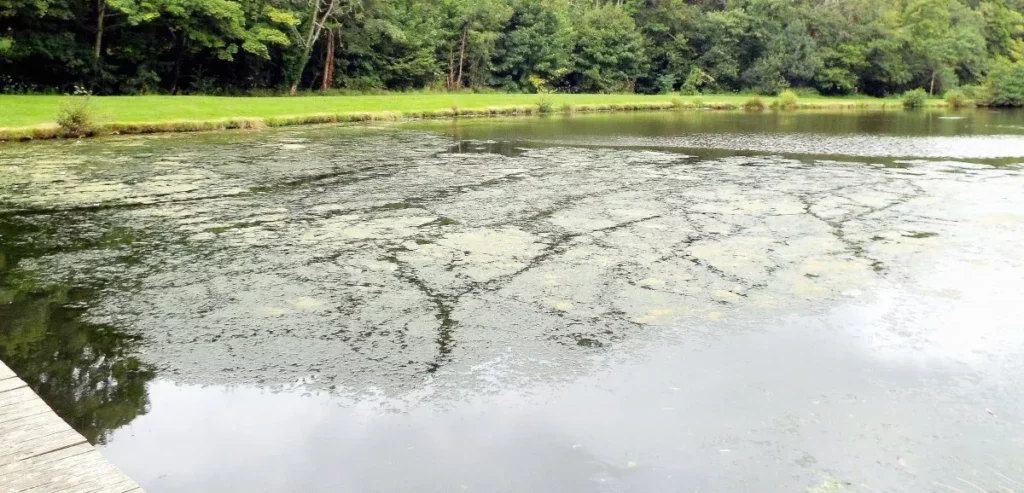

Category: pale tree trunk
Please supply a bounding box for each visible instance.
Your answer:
[447,47,455,90]
[320,29,335,91]
[929,71,936,96]
[290,0,332,95]
[456,26,467,90]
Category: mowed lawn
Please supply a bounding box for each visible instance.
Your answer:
[0,93,907,128]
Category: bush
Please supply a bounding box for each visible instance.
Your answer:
[985,62,1024,107]
[55,96,94,137]
[671,97,684,109]
[680,67,712,95]
[536,95,554,113]
[901,88,928,108]
[778,89,798,110]
[743,96,766,111]
[943,89,972,109]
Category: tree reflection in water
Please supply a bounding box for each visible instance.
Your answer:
[0,284,154,445]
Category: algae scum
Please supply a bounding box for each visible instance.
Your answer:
[1,111,1023,492]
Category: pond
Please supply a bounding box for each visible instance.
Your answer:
[1,110,1023,492]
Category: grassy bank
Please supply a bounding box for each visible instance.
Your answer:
[0,93,934,141]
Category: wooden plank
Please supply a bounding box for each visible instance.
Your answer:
[0,428,86,466]
[14,451,114,492]
[0,443,93,477]
[0,387,40,409]
[28,453,137,493]
[0,399,52,425]
[12,449,111,492]
[0,412,72,446]
[0,358,145,493]
[0,361,15,381]
[0,377,26,394]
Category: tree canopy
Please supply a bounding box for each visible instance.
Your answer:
[0,0,1022,96]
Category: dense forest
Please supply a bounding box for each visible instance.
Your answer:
[0,0,1022,97]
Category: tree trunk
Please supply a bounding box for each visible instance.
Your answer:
[320,29,335,91]
[456,26,467,90]
[170,35,187,94]
[94,0,105,61]
[447,47,455,90]
[929,71,936,96]
[291,0,328,95]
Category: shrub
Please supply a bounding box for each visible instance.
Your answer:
[985,62,1024,107]
[560,103,576,113]
[536,95,554,114]
[671,97,684,109]
[901,88,928,108]
[56,96,93,137]
[681,67,713,95]
[778,89,798,110]
[943,89,972,109]
[743,97,766,111]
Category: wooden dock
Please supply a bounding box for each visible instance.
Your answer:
[0,360,144,493]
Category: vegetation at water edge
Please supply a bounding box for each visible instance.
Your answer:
[0,0,1020,106]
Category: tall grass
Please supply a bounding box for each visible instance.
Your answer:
[55,96,94,137]
[536,95,555,114]
[743,97,766,111]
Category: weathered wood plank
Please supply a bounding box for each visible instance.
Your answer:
[0,387,40,409]
[0,398,51,425]
[0,361,15,381]
[0,358,144,493]
[0,443,93,477]
[0,377,26,394]
[38,455,137,493]
[0,411,72,444]
[13,450,119,492]
[0,428,85,467]
[13,450,114,492]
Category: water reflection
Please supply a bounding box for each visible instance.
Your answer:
[0,285,154,444]
[0,111,1023,491]
[0,216,154,445]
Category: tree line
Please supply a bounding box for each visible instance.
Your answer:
[0,0,1022,97]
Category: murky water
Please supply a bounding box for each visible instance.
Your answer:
[2,110,1023,492]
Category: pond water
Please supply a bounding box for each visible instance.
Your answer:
[1,110,1023,492]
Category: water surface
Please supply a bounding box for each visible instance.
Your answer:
[1,110,1023,492]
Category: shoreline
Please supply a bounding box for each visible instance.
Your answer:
[0,95,949,142]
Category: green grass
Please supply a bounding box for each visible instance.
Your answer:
[0,92,937,140]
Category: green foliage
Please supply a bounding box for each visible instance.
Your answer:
[743,96,766,111]
[778,89,798,110]
[944,88,972,108]
[680,67,713,95]
[55,96,93,136]
[492,0,571,92]
[0,0,1022,96]
[536,94,554,113]
[985,61,1024,106]
[567,5,647,93]
[902,88,929,108]
[0,284,155,445]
